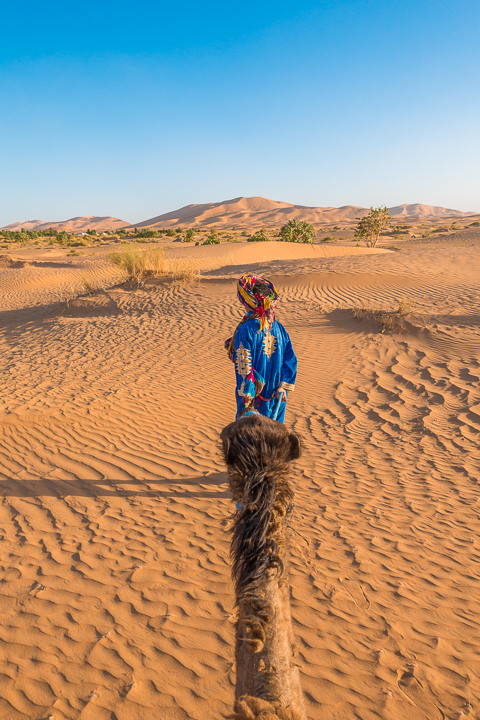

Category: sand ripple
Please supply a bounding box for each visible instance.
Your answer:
[1,246,480,718]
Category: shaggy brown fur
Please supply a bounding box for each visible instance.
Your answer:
[221,414,307,720]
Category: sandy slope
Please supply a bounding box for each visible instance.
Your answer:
[131,197,366,228]
[3,217,130,233]
[388,203,477,218]
[131,197,477,228]
[0,241,480,719]
[4,197,477,232]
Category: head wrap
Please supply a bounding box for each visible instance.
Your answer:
[237,273,280,332]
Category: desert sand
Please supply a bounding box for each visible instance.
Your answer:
[1,233,480,719]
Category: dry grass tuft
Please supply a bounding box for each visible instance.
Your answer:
[108,245,165,283]
[81,275,100,295]
[352,295,416,333]
[168,259,201,282]
[58,285,80,309]
[108,245,201,284]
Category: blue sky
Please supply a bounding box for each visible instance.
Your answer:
[1,0,479,224]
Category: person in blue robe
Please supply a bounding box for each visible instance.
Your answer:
[225,273,297,423]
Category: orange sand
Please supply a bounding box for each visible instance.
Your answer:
[0,238,479,719]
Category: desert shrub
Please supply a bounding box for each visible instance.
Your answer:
[322,236,335,243]
[164,229,177,237]
[279,219,315,243]
[352,295,415,333]
[354,206,391,248]
[108,245,165,283]
[86,228,97,235]
[1,229,33,245]
[136,228,156,238]
[70,238,91,247]
[50,231,71,245]
[203,233,220,245]
[184,229,196,242]
[247,228,270,242]
[81,276,99,295]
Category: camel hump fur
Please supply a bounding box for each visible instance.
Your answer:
[221,414,307,720]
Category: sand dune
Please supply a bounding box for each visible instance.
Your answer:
[389,203,476,219]
[132,196,477,229]
[166,240,388,272]
[131,197,366,229]
[3,197,477,233]
[1,239,480,718]
[3,216,130,233]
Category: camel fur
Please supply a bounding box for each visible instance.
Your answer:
[221,413,307,720]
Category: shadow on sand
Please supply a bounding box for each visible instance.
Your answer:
[0,472,230,499]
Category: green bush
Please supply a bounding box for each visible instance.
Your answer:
[247,229,270,242]
[279,219,315,243]
[184,229,196,242]
[136,228,156,238]
[354,207,391,248]
[203,233,220,245]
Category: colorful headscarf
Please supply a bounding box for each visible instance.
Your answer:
[237,273,280,332]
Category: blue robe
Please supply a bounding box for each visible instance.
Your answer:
[233,314,297,423]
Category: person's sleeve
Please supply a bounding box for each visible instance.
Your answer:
[234,326,255,402]
[279,329,297,392]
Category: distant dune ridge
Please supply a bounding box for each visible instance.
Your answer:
[131,197,366,229]
[2,216,129,233]
[387,203,475,219]
[130,197,477,228]
[2,197,477,232]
